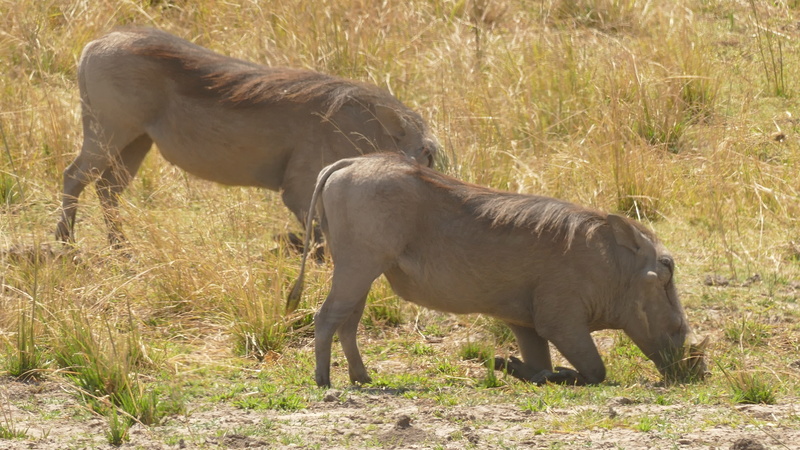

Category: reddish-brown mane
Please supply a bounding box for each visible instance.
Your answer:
[123,27,396,114]
[410,158,656,247]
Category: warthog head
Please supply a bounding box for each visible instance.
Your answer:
[372,104,440,168]
[608,215,708,383]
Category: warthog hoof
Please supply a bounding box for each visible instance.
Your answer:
[315,373,331,388]
[349,374,372,385]
[537,367,584,385]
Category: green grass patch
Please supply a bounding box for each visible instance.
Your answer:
[0,172,22,206]
[0,423,28,440]
[724,316,771,347]
[4,303,48,381]
[728,371,779,405]
[0,400,28,440]
[409,342,436,356]
[459,341,494,364]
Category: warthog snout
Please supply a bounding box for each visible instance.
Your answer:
[659,335,710,383]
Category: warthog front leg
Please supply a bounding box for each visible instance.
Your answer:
[494,323,585,385]
[56,119,151,246]
[495,357,587,385]
[95,134,152,248]
[280,227,325,261]
[495,324,606,385]
[506,323,553,371]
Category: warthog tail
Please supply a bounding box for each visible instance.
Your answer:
[286,277,304,314]
[286,157,360,313]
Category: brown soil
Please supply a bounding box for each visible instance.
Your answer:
[1,376,797,449]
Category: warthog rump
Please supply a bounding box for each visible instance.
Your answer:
[56,27,438,248]
[288,153,706,387]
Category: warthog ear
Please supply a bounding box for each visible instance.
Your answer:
[374,104,407,140]
[691,335,711,353]
[608,214,646,254]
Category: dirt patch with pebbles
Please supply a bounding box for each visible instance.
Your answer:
[1,376,798,449]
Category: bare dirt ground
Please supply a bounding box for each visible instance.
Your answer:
[2,372,797,449]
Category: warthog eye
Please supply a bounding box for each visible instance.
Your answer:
[659,256,674,274]
[420,147,434,167]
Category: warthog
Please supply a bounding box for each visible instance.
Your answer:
[56,27,438,247]
[288,153,706,387]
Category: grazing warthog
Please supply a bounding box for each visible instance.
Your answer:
[56,27,438,247]
[288,153,706,387]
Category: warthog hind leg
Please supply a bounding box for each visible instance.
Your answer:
[337,299,371,385]
[314,263,384,388]
[57,143,110,244]
[56,116,150,246]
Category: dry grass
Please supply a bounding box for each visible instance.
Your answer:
[1,0,800,447]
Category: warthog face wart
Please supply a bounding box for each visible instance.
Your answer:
[288,153,706,388]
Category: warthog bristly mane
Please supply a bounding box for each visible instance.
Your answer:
[415,165,655,248]
[126,27,395,115]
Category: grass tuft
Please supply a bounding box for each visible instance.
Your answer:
[0,398,28,440]
[363,293,406,329]
[728,372,779,405]
[0,173,22,206]
[50,307,173,427]
[459,341,494,364]
[748,0,789,97]
[3,246,48,381]
[478,353,504,389]
[552,0,652,32]
[105,407,130,446]
[520,387,568,413]
[5,301,47,381]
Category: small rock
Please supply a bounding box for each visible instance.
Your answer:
[678,438,692,445]
[609,396,635,405]
[741,274,761,287]
[731,438,766,450]
[395,415,412,429]
[323,389,342,402]
[704,274,730,287]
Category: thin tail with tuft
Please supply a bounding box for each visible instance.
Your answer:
[285,157,359,313]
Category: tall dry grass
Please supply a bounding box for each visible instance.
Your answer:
[1,0,799,442]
